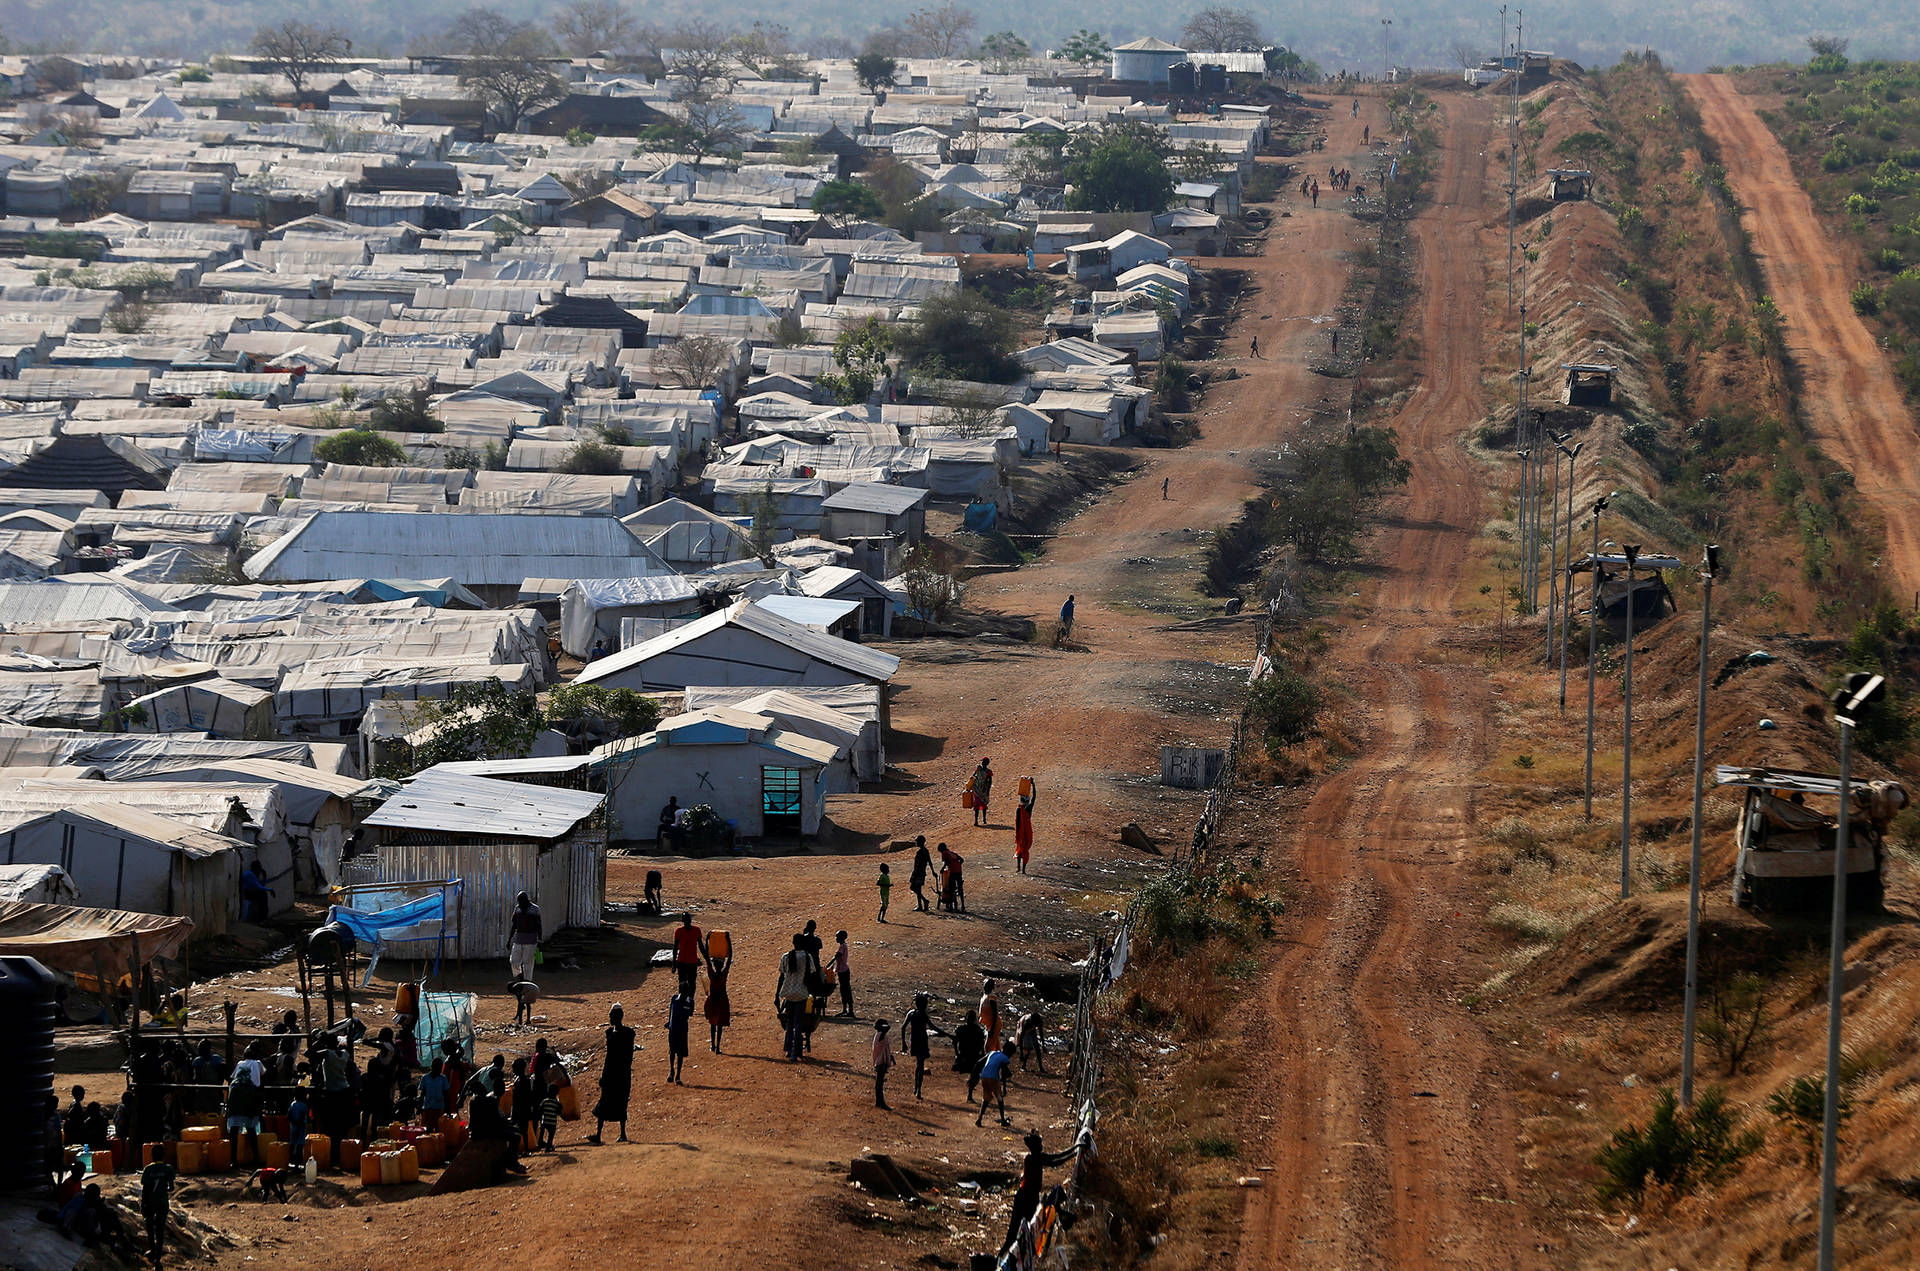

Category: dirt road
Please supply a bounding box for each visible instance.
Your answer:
[1232,96,1535,1270]
[1685,74,1920,598]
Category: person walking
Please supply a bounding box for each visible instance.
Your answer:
[508,892,541,986]
[979,979,1003,1054]
[1059,595,1074,637]
[909,836,933,912]
[671,912,704,999]
[536,1087,562,1152]
[832,931,854,1018]
[140,1157,176,1264]
[876,863,892,923]
[1015,1010,1047,1074]
[938,843,966,913]
[871,1019,894,1110]
[1250,334,1259,358]
[703,942,732,1053]
[223,1044,265,1169]
[1364,123,1370,144]
[1311,180,1319,207]
[776,935,814,1061]
[974,1041,1015,1127]
[953,1011,987,1102]
[998,1132,1081,1257]
[586,1004,634,1143]
[666,990,693,1085]
[969,758,994,827]
[902,993,947,1100]
[1331,329,1340,356]
[1014,793,1034,875]
[1161,475,1169,499]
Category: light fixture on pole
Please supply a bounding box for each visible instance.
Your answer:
[1583,496,1609,819]
[1557,439,1584,709]
[1619,542,1641,898]
[1680,543,1720,1108]
[1818,670,1886,1271]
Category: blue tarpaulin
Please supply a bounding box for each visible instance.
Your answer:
[326,884,458,977]
[963,500,998,531]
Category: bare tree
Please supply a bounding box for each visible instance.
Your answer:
[1181,7,1264,52]
[903,4,978,57]
[459,24,568,132]
[435,8,521,55]
[679,94,749,166]
[1450,40,1483,70]
[663,19,738,99]
[932,387,1005,438]
[656,335,734,388]
[731,21,806,78]
[552,0,641,57]
[250,19,352,98]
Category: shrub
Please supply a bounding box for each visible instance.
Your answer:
[896,290,1021,383]
[178,66,212,82]
[563,126,595,146]
[1853,281,1883,315]
[367,387,442,432]
[1846,193,1881,215]
[1248,658,1323,752]
[1701,972,1772,1076]
[312,428,407,467]
[899,544,963,625]
[1595,1087,1762,1205]
[556,440,626,475]
[1767,1074,1849,1167]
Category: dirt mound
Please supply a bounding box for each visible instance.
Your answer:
[1514,891,1783,1013]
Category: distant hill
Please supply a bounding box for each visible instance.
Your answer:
[7,0,1920,74]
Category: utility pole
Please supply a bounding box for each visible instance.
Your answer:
[1583,495,1608,819]
[1380,18,1393,82]
[1556,439,1583,708]
[1680,544,1720,1108]
[1545,433,1566,663]
[1620,542,1640,898]
[1504,5,1517,317]
[1819,672,1886,1271]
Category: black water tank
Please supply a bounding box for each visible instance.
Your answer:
[1199,63,1228,94]
[0,957,57,1192]
[1168,61,1197,94]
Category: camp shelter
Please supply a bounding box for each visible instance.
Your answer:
[0,778,294,910]
[575,597,899,694]
[359,767,606,955]
[796,564,897,636]
[120,758,373,889]
[274,659,537,737]
[620,496,759,569]
[0,864,80,903]
[590,707,841,843]
[559,575,702,659]
[685,682,886,781]
[0,668,111,729]
[0,900,193,989]
[121,675,274,739]
[0,805,241,938]
[818,482,927,547]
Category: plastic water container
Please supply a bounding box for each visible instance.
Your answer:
[338,1139,362,1171]
[707,930,731,961]
[304,1133,331,1168]
[0,959,56,1193]
[360,1151,383,1186]
[394,982,420,1018]
[234,1135,256,1167]
[304,1156,318,1185]
[176,1141,205,1175]
[557,1085,579,1121]
[380,1152,402,1185]
[206,1139,232,1172]
[182,1126,221,1145]
[264,1140,290,1169]
[396,1146,419,1182]
[442,1118,467,1151]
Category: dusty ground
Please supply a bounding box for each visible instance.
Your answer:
[61,96,1421,1271]
[1685,73,1920,598]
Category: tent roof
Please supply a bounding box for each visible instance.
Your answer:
[577,597,899,686]
[364,766,603,840]
[0,899,194,976]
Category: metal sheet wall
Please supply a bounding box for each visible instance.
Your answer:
[374,839,602,958]
[568,840,604,929]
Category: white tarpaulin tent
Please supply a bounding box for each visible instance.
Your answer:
[559,575,702,659]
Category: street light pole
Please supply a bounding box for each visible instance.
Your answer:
[1819,672,1886,1271]
[1583,496,1608,819]
[1620,541,1641,898]
[1557,440,1583,709]
[1380,18,1393,81]
[1545,433,1568,663]
[1680,544,1720,1109]
[1515,448,1529,618]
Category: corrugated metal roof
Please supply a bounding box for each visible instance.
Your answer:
[244,511,670,586]
[819,482,929,515]
[364,766,603,839]
[0,580,181,624]
[578,596,899,687]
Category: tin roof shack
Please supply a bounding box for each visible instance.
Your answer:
[559,575,702,659]
[797,564,898,637]
[0,804,241,939]
[590,707,842,845]
[575,598,900,697]
[1548,168,1593,201]
[819,482,928,551]
[1567,552,1679,629]
[1715,766,1909,913]
[359,768,607,957]
[1562,362,1615,407]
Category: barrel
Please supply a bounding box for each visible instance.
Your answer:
[360,1151,383,1186]
[707,930,731,961]
[0,959,56,1193]
[176,1141,205,1175]
[264,1140,289,1170]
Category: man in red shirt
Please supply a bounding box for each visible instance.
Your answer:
[671,913,705,998]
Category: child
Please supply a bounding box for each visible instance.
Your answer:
[871,1019,894,1111]
[953,1012,986,1103]
[876,862,891,923]
[510,980,539,1025]
[286,1088,310,1164]
[666,990,693,1084]
[832,931,854,1018]
[537,1087,562,1152]
[974,1040,1015,1127]
[1016,1011,1046,1074]
[418,1058,449,1131]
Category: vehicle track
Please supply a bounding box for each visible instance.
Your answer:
[1685,74,1920,598]
[1234,94,1533,1270]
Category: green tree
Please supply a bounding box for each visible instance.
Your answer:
[977,31,1030,73]
[544,684,662,746]
[810,179,886,227]
[557,440,627,474]
[1065,123,1176,214]
[1059,29,1111,68]
[388,680,545,774]
[897,290,1021,383]
[313,429,407,467]
[1177,141,1231,182]
[367,387,442,433]
[748,480,783,561]
[820,316,893,404]
[854,52,898,93]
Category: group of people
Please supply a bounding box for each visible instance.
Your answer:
[1325,164,1356,192]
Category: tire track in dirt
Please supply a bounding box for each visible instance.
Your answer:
[1685,74,1920,598]
[1235,95,1533,1270]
